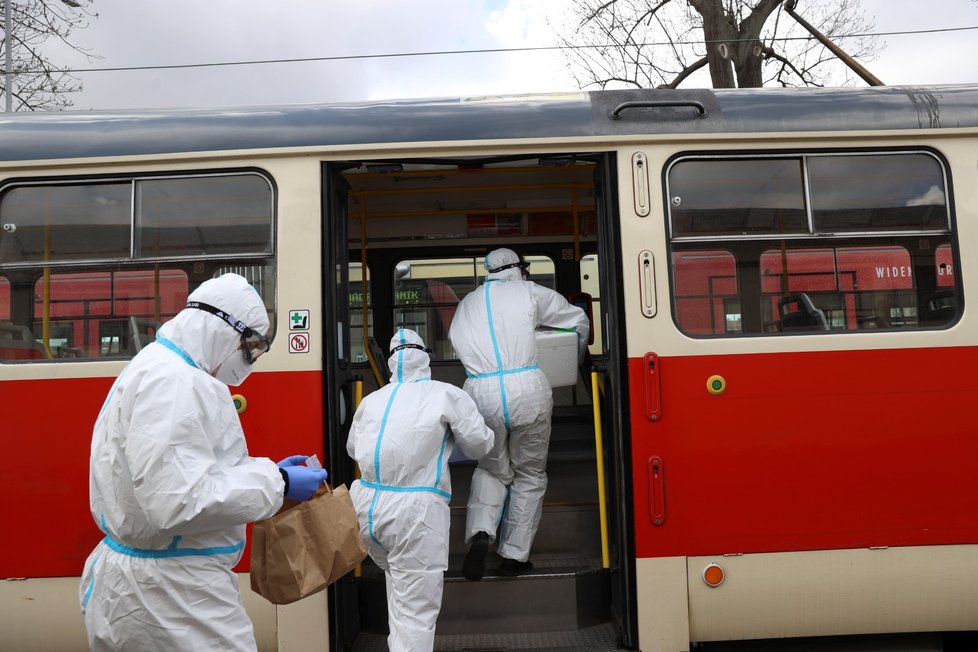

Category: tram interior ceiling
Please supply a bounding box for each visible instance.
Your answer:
[343,157,599,243]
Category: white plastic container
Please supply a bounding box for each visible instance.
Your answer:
[534,328,579,388]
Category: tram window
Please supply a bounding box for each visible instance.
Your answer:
[136,175,273,257]
[580,254,604,354]
[25,269,189,360]
[211,263,275,340]
[667,151,961,337]
[0,182,131,264]
[672,250,740,335]
[668,158,807,237]
[1,172,273,266]
[393,255,556,359]
[935,244,955,287]
[759,246,918,331]
[0,171,276,362]
[349,262,372,364]
[808,154,948,233]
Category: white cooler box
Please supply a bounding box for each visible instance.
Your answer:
[534,328,579,388]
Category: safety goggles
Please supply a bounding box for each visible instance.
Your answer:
[488,260,530,275]
[389,342,430,355]
[186,300,271,364]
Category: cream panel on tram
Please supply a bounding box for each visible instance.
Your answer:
[618,130,978,360]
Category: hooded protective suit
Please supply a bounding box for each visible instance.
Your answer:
[449,248,589,564]
[348,329,493,652]
[79,274,284,652]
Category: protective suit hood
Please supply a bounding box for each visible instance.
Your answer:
[157,273,269,376]
[484,247,525,282]
[387,328,430,383]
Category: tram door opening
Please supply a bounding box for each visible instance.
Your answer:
[321,153,631,651]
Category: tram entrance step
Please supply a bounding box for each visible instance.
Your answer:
[356,558,611,637]
[352,622,619,652]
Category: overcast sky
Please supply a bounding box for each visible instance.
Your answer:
[36,0,978,111]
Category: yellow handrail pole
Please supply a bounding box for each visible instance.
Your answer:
[572,188,581,262]
[154,264,161,322]
[591,371,610,569]
[353,377,364,577]
[41,216,53,358]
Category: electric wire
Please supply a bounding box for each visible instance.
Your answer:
[15,23,978,76]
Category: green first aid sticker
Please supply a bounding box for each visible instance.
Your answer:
[289,310,310,331]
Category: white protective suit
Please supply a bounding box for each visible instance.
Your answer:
[347,329,493,652]
[79,274,284,652]
[450,248,589,563]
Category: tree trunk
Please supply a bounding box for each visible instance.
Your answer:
[690,0,783,88]
[690,0,737,88]
[733,40,766,87]
[731,0,782,87]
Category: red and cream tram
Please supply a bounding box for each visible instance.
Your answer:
[1,84,976,651]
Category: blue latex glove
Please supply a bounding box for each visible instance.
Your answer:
[276,455,328,502]
[277,455,313,469]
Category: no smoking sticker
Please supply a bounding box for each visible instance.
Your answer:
[289,332,310,354]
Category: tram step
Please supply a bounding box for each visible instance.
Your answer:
[352,622,619,652]
[446,458,604,561]
[352,623,618,652]
[446,503,602,562]
[356,558,610,636]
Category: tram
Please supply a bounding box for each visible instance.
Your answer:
[1,83,977,651]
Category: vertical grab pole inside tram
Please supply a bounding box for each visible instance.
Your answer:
[591,370,611,569]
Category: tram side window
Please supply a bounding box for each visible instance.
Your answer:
[349,262,372,363]
[579,254,604,354]
[393,255,556,360]
[667,151,960,337]
[0,172,275,361]
[807,154,948,232]
[44,269,213,357]
[672,250,741,335]
[0,183,131,264]
[136,176,273,257]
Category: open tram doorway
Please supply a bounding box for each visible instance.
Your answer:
[321,152,635,651]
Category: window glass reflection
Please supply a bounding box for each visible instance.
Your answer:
[809,154,947,232]
[0,183,130,264]
[669,159,806,237]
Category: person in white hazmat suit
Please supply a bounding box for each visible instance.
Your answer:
[347,328,493,652]
[450,248,589,580]
[79,273,328,652]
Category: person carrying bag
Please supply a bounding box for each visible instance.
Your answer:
[251,478,367,605]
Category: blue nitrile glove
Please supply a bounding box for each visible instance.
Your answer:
[276,455,328,502]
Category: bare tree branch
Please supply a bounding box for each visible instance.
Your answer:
[1,0,98,111]
[557,0,883,90]
[658,55,709,88]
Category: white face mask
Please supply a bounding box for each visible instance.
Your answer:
[213,346,254,386]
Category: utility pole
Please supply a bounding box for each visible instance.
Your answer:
[783,0,884,86]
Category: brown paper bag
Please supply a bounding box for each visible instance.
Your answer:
[250,483,367,605]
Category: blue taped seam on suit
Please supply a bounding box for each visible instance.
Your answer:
[483,281,512,430]
[466,365,540,379]
[156,336,199,369]
[101,534,244,559]
[360,479,451,500]
[81,549,103,608]
[368,382,402,544]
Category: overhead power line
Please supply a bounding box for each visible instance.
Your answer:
[23,24,978,76]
